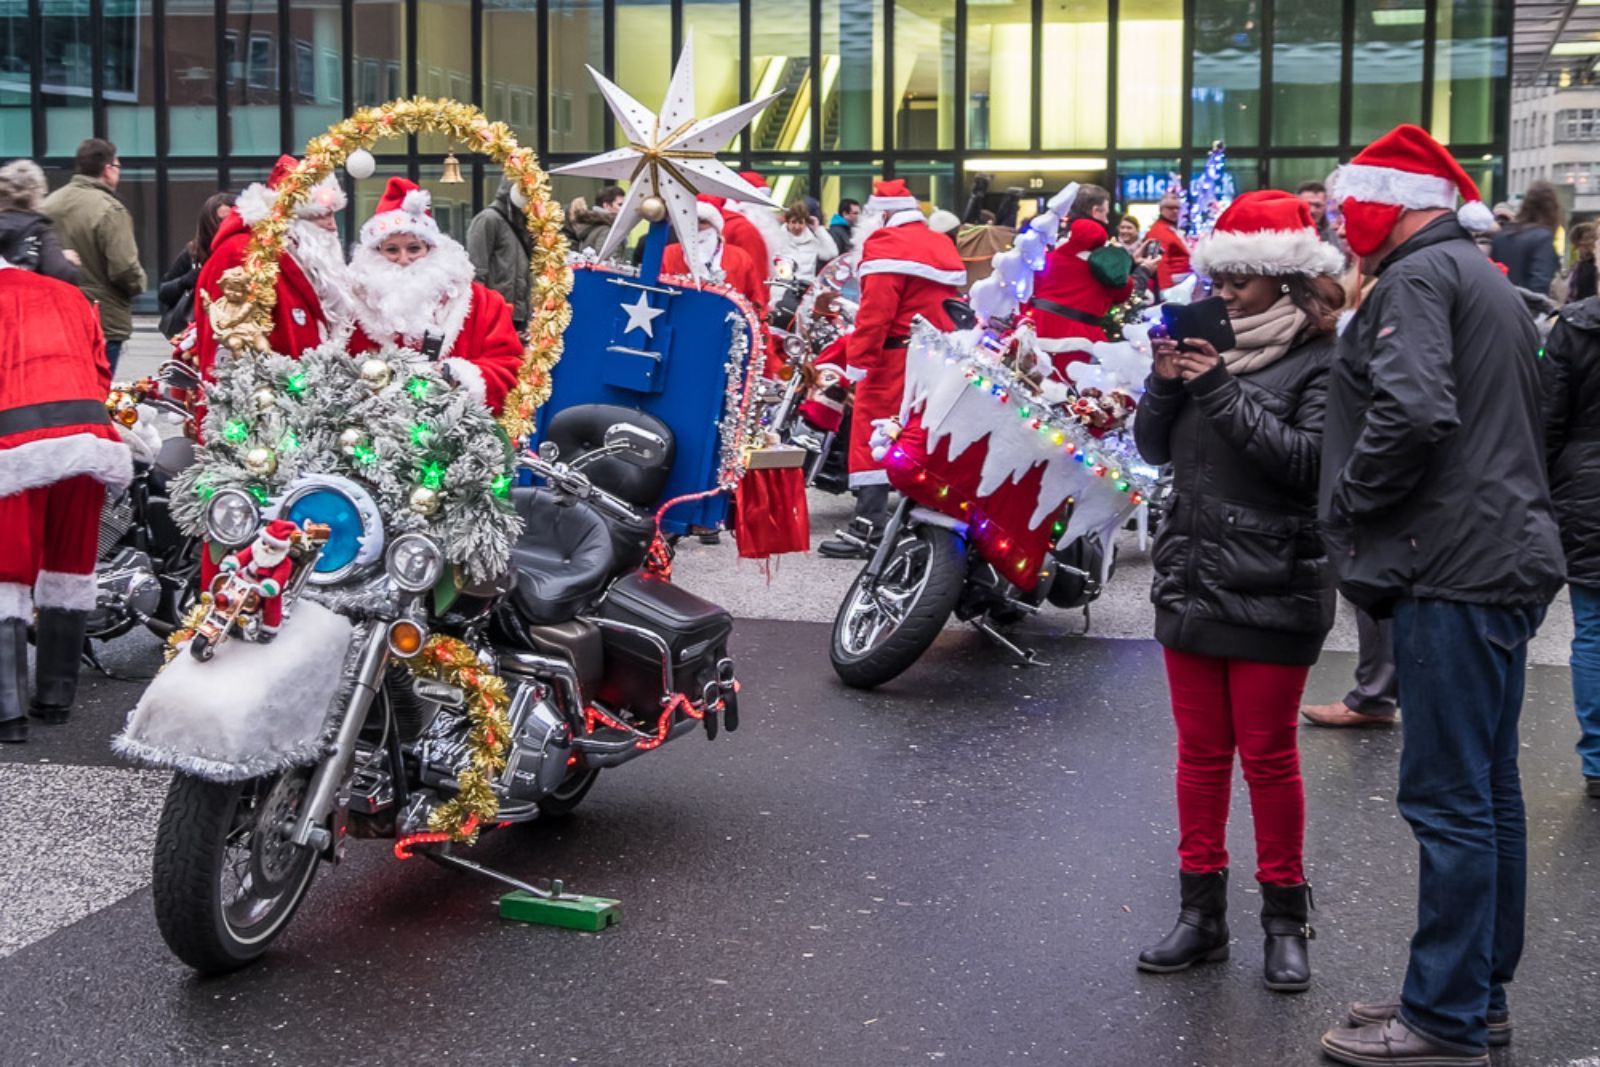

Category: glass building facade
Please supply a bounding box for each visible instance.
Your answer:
[0,0,1509,299]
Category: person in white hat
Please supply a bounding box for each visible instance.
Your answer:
[345,176,525,414]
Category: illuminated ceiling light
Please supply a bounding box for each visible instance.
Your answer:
[1371,8,1426,25]
[1551,41,1600,56]
[963,157,1110,172]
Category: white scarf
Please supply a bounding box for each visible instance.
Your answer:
[1220,295,1308,375]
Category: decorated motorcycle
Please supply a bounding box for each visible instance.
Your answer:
[766,253,860,491]
[114,90,766,973]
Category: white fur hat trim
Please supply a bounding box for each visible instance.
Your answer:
[1190,227,1346,278]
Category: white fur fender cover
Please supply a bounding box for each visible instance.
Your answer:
[114,601,357,782]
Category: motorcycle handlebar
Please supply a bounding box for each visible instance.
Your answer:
[518,455,643,525]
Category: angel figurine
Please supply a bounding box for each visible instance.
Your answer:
[202,267,272,357]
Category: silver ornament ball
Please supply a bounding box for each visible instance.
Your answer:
[251,386,276,412]
[338,427,365,453]
[345,148,376,180]
[359,358,392,389]
[243,446,278,476]
[408,486,440,516]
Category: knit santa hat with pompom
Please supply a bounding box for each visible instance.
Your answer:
[236,154,347,225]
[1328,124,1496,233]
[1191,190,1347,278]
[358,177,443,248]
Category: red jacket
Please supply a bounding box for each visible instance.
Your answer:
[1146,217,1192,291]
[720,209,771,280]
[842,214,966,485]
[1022,220,1134,371]
[661,240,769,319]
[195,211,330,383]
[347,281,525,415]
[0,268,128,498]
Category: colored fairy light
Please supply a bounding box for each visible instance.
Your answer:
[1051,432,1065,446]
[491,473,512,498]
[1052,521,1065,536]
[223,419,249,443]
[419,461,447,490]
[406,376,430,401]
[248,484,270,505]
[411,424,435,448]
[1117,481,1131,492]
[937,486,949,499]
[285,372,307,395]
[1019,406,1031,419]
[280,430,300,451]
[353,444,377,465]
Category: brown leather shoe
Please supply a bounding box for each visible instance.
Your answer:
[1320,1018,1487,1066]
[1347,1001,1510,1047]
[1301,702,1397,728]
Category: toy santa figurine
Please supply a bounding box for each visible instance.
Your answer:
[1021,218,1136,379]
[818,179,967,559]
[0,262,130,741]
[219,519,300,639]
[345,177,525,414]
[195,154,353,381]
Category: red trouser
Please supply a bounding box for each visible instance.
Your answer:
[1162,647,1310,886]
[0,475,105,620]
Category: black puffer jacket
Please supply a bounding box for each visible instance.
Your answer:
[1544,297,1600,587]
[0,209,79,283]
[1321,216,1566,614]
[1135,332,1338,666]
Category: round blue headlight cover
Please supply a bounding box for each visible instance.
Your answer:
[286,489,365,573]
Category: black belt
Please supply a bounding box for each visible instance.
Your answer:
[1030,296,1104,328]
[0,399,112,437]
[884,336,910,350]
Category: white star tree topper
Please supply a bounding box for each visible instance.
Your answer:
[552,31,780,279]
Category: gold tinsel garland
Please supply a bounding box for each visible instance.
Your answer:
[237,97,573,440]
[407,635,513,843]
[164,599,214,662]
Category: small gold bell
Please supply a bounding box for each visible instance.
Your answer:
[439,151,464,185]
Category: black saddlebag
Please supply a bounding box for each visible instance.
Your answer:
[597,572,732,717]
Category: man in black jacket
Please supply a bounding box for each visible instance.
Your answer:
[1542,297,1600,798]
[1318,125,1566,1067]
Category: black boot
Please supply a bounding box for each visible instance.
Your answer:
[0,617,28,742]
[1137,869,1230,973]
[1260,881,1314,993]
[29,607,87,725]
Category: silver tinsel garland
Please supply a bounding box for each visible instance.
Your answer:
[171,343,523,583]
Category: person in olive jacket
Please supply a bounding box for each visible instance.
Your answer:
[1543,296,1600,797]
[465,178,532,332]
[1133,191,1345,994]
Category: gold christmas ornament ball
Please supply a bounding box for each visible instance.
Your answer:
[345,148,377,180]
[338,427,365,453]
[251,386,276,412]
[408,486,441,516]
[359,358,393,389]
[639,196,668,223]
[244,447,278,477]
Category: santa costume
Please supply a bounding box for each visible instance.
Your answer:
[1022,218,1136,377]
[0,263,131,741]
[818,179,966,557]
[661,199,769,318]
[195,154,352,382]
[345,177,525,415]
[1146,202,1193,292]
[696,193,773,280]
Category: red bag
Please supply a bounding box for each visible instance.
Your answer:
[734,466,810,559]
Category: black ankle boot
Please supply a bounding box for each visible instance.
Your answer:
[1260,881,1314,993]
[29,607,87,725]
[1138,869,1230,973]
[0,617,29,742]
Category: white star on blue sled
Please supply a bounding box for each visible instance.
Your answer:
[621,291,666,339]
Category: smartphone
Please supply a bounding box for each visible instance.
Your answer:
[1142,240,1162,259]
[1161,296,1236,354]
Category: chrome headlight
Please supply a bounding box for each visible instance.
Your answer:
[386,533,444,593]
[277,475,385,584]
[205,489,261,546]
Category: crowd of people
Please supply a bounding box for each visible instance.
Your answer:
[0,123,1596,1066]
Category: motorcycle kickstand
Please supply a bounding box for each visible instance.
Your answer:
[424,847,621,930]
[971,619,1046,667]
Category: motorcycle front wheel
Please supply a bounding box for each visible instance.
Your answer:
[152,768,320,975]
[830,526,966,689]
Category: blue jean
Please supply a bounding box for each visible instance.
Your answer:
[1391,598,1545,1054]
[105,339,122,375]
[1573,585,1600,778]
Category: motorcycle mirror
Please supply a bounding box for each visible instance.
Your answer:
[602,422,668,468]
[158,360,202,391]
[782,335,807,358]
[943,299,978,331]
[773,257,796,281]
[537,441,561,463]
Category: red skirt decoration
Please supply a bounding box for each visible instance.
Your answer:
[734,465,811,559]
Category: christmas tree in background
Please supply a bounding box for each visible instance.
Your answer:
[1184,141,1235,240]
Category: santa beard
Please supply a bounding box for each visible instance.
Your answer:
[288,219,354,329]
[693,229,724,273]
[347,237,475,350]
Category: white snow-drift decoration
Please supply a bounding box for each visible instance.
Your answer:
[1047,182,1080,217]
[1015,228,1048,272]
[114,601,358,782]
[896,322,1146,539]
[969,275,1013,321]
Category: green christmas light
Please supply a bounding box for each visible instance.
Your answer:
[411,424,435,448]
[285,372,307,395]
[419,461,447,490]
[248,484,270,505]
[490,473,513,498]
[223,419,249,444]
[406,376,430,401]
[1116,481,1131,493]
[280,430,301,451]
[198,482,215,501]
[1052,521,1065,536]
[353,444,378,466]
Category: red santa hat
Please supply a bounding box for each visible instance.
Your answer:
[738,170,769,191]
[866,178,919,215]
[359,177,443,248]
[1190,190,1347,278]
[695,194,725,232]
[1329,124,1495,233]
[237,155,347,225]
[257,518,299,552]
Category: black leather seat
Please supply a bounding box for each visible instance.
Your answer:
[544,404,676,508]
[508,487,615,625]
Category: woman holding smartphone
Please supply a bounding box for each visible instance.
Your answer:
[1133,191,1345,993]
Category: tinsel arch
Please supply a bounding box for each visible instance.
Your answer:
[237,97,574,440]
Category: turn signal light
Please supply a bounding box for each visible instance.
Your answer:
[388,619,427,658]
[777,363,796,381]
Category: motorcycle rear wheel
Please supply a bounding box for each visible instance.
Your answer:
[152,769,320,975]
[830,526,966,689]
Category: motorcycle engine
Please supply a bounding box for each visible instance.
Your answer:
[414,681,572,803]
[88,546,161,638]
